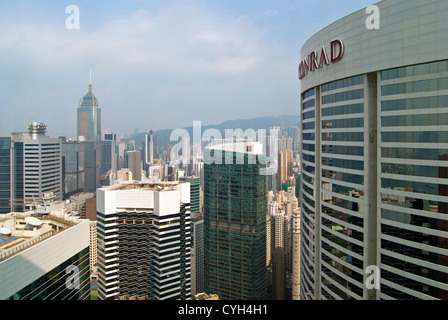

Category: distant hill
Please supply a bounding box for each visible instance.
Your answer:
[125,115,300,150]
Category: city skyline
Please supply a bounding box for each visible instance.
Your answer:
[0,0,375,138]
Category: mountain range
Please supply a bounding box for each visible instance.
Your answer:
[125,115,300,150]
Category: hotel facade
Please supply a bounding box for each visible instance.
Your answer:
[299,0,448,300]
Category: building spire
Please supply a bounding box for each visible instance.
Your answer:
[89,67,92,89]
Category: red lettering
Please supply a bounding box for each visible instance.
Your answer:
[330,39,344,62]
[298,39,344,80]
[309,51,319,71]
[319,47,329,68]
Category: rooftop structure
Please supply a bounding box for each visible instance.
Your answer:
[0,211,86,262]
[97,181,191,300]
[0,210,91,300]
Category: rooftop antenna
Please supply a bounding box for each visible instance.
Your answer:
[89,67,92,87]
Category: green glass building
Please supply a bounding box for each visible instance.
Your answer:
[180,176,200,213]
[204,141,267,300]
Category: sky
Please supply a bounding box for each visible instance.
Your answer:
[0,0,376,138]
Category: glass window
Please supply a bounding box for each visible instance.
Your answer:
[322,75,364,92]
[322,103,363,117]
[302,88,315,100]
[322,117,364,129]
[303,110,315,120]
[323,145,364,156]
[381,131,448,143]
[322,169,364,185]
[322,132,364,142]
[302,121,315,130]
[302,132,315,141]
[381,147,448,161]
[302,99,315,110]
[382,78,448,96]
[322,89,364,104]
[382,96,448,111]
[381,178,448,197]
[322,157,364,171]
[381,60,448,80]
[381,162,444,178]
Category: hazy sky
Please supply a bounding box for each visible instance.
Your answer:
[0,0,375,138]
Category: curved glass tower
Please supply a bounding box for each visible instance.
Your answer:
[299,0,448,300]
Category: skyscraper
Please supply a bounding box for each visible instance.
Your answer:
[127,150,142,181]
[190,212,204,296]
[62,140,85,196]
[101,133,117,175]
[0,137,11,213]
[179,176,203,295]
[77,82,101,142]
[299,0,448,300]
[180,176,200,213]
[96,181,191,300]
[203,140,267,300]
[11,123,62,212]
[292,208,300,300]
[144,130,154,166]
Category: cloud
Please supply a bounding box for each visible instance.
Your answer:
[0,0,298,137]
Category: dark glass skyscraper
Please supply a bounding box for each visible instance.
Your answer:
[204,141,267,300]
[0,137,11,213]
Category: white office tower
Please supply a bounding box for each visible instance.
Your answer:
[96,181,191,300]
[144,130,154,166]
[292,208,300,300]
[11,122,62,212]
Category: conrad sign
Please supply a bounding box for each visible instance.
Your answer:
[298,39,344,80]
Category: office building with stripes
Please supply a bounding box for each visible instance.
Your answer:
[96,181,191,300]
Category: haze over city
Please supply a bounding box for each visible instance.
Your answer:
[0,0,374,137]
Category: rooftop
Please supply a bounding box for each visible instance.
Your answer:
[101,180,185,192]
[0,211,87,262]
[205,139,264,155]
